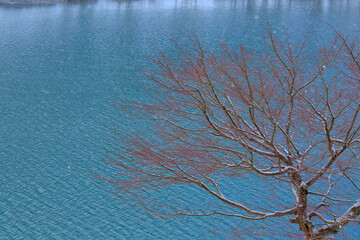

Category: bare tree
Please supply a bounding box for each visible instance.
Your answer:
[102,25,360,239]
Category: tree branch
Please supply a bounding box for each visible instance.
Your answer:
[312,200,360,239]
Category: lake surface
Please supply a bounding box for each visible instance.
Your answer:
[1,0,359,239]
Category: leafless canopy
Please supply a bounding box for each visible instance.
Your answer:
[103,25,360,239]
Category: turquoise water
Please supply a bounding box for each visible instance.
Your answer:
[1,0,359,239]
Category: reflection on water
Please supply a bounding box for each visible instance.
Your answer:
[2,0,360,10]
[78,0,360,11]
[0,0,359,239]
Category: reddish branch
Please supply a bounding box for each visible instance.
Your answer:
[104,26,360,239]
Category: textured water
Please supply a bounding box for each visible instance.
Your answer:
[1,0,360,239]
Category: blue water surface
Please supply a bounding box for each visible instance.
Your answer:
[1,0,360,239]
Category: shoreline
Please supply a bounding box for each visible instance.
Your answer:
[0,0,94,6]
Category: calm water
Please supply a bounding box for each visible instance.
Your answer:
[1,0,360,239]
